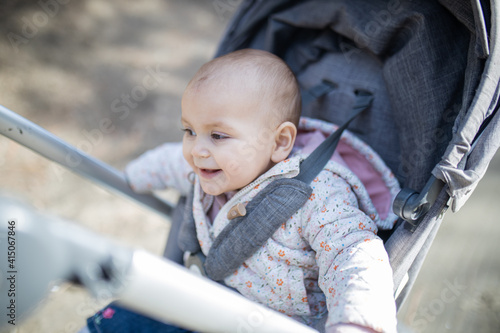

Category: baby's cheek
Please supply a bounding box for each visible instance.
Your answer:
[225,159,243,176]
[182,145,193,167]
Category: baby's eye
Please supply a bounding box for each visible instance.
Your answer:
[181,128,196,136]
[211,132,229,140]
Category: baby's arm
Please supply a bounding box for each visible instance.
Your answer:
[302,171,397,333]
[125,142,193,195]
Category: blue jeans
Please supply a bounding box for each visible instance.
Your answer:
[86,303,193,333]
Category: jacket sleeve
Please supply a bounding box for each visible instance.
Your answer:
[302,170,397,333]
[125,142,193,196]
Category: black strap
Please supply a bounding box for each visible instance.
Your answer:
[295,90,373,184]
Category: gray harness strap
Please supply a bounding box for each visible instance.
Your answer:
[205,178,313,280]
[179,90,373,281]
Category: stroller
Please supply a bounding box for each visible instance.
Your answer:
[177,0,500,309]
[1,0,499,332]
[210,0,500,304]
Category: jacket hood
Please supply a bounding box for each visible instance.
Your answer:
[295,117,400,229]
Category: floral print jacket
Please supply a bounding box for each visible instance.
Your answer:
[126,117,400,332]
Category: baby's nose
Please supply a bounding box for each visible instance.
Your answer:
[191,140,210,158]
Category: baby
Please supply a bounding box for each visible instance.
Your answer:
[85,49,399,333]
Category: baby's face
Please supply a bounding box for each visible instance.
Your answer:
[181,83,278,196]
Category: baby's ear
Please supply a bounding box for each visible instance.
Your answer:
[271,121,297,163]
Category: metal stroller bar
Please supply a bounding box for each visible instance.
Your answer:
[0,105,175,218]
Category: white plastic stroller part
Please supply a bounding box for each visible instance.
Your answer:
[0,195,318,333]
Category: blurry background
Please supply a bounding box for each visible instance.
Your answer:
[0,1,498,332]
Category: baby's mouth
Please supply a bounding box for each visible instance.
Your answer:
[199,168,222,179]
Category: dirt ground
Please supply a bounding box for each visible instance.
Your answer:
[0,1,499,333]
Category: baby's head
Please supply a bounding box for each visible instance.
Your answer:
[181,49,301,196]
